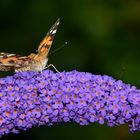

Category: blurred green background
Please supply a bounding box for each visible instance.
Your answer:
[0,0,140,140]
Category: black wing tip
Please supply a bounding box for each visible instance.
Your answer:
[48,18,60,35]
[56,18,60,23]
[54,18,60,27]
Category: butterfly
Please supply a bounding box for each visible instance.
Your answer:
[0,19,60,72]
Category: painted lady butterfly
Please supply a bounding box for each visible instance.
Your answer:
[0,19,60,72]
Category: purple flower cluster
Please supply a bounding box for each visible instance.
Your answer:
[0,70,140,137]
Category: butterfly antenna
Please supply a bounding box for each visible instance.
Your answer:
[49,42,68,56]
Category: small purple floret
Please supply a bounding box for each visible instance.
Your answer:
[0,70,140,137]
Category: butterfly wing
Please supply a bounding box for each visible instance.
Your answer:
[37,18,60,56]
[0,65,15,71]
[0,52,33,71]
[0,53,21,70]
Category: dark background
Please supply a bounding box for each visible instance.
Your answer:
[0,0,140,140]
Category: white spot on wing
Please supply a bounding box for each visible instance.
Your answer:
[50,30,53,33]
[52,29,57,34]
[7,54,16,57]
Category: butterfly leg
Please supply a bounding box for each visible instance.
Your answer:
[44,64,60,73]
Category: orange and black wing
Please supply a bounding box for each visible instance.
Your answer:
[0,53,21,71]
[0,53,32,71]
[37,18,60,56]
